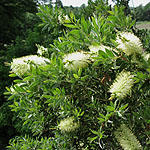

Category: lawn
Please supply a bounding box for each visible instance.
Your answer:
[136,21,150,30]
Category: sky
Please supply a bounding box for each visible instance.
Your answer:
[128,0,149,7]
[61,0,149,7]
[61,0,88,7]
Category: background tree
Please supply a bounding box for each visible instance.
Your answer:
[112,0,130,15]
[143,2,150,21]
[134,2,150,21]
[134,5,144,21]
[0,0,37,46]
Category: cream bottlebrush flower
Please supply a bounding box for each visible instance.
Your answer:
[116,32,143,56]
[36,44,48,56]
[89,45,109,54]
[89,45,116,60]
[58,14,69,24]
[58,117,79,132]
[89,45,107,61]
[11,55,50,77]
[142,52,150,61]
[109,71,134,100]
[63,15,69,21]
[114,124,142,150]
[63,51,91,70]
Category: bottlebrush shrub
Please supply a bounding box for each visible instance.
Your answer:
[5,6,150,150]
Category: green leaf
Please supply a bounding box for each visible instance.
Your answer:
[8,105,15,108]
[29,80,39,88]
[58,57,63,71]
[42,95,53,99]
[70,12,76,20]
[8,94,16,100]
[81,15,88,32]
[69,30,80,35]
[98,50,108,58]
[78,68,82,77]
[9,73,17,77]
[98,117,105,123]
[63,19,71,23]
[89,136,98,142]
[28,94,33,98]
[108,11,115,15]
[80,111,84,116]
[14,85,25,92]
[110,101,114,107]
[136,72,147,79]
[81,75,88,81]
[119,104,128,111]
[91,16,99,32]
[105,106,115,112]
[99,113,105,118]
[105,49,115,57]
[107,16,117,22]
[90,129,98,135]
[23,76,33,81]
[64,24,78,28]
[129,20,135,28]
[4,92,11,95]
[13,79,23,83]
[45,99,54,105]
[6,87,11,92]
[51,53,56,64]
[73,74,79,79]
[23,120,29,126]
[14,101,19,107]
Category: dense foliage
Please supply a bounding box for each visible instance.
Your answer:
[3,1,150,149]
[1,0,150,149]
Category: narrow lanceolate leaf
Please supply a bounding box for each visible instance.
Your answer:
[23,75,34,81]
[105,49,115,57]
[114,124,142,150]
[8,94,16,100]
[64,24,78,28]
[105,105,115,112]
[73,74,79,79]
[69,30,80,36]
[119,103,128,111]
[9,73,17,77]
[98,50,108,59]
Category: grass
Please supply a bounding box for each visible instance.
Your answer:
[136,21,150,30]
